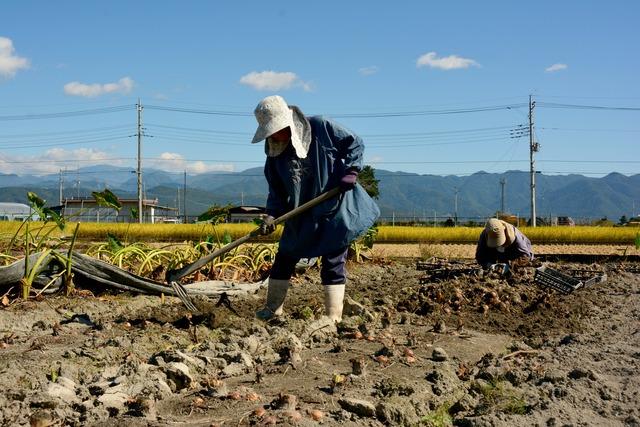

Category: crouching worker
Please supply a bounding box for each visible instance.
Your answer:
[251,95,380,322]
[475,218,533,273]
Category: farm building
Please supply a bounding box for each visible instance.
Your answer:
[227,206,266,223]
[552,216,576,226]
[0,202,37,221]
[53,198,178,223]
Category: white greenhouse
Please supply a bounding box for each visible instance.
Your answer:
[0,202,36,221]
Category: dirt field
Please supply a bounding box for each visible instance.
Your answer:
[1,249,639,426]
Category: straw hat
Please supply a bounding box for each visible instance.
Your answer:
[485,218,516,248]
[251,95,310,158]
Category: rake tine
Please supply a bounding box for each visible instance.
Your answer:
[170,281,198,313]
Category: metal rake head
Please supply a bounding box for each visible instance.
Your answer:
[170,281,199,313]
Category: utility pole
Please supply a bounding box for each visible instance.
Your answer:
[136,100,144,223]
[529,95,540,227]
[76,169,80,199]
[183,170,187,224]
[59,169,64,205]
[454,187,459,227]
[176,187,180,217]
[499,177,506,214]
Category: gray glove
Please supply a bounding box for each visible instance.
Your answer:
[259,215,276,235]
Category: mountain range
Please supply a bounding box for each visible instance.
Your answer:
[1,165,638,223]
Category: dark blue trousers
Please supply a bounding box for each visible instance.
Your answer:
[270,246,349,285]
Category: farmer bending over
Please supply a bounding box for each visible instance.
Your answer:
[251,95,379,322]
[475,218,533,273]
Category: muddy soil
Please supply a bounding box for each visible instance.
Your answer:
[0,254,639,426]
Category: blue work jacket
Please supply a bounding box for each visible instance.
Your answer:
[475,226,534,268]
[264,116,380,258]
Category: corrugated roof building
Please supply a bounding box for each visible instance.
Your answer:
[0,202,35,221]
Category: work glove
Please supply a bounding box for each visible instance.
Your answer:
[489,263,510,275]
[259,215,276,236]
[339,169,359,192]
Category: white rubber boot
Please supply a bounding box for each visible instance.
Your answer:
[255,278,290,321]
[324,284,345,322]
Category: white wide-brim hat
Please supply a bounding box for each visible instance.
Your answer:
[485,218,516,248]
[251,95,310,158]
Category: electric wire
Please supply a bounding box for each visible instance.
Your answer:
[0,105,135,121]
[2,156,638,165]
[51,169,633,177]
[362,125,514,138]
[367,136,514,148]
[538,102,640,111]
[0,135,131,150]
[145,103,529,118]
[0,130,132,145]
[0,124,132,139]
[145,123,249,136]
[539,127,640,132]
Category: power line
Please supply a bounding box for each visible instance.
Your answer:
[2,156,638,165]
[145,105,252,117]
[0,135,131,150]
[58,169,135,175]
[539,126,640,132]
[145,123,250,135]
[0,169,580,177]
[146,123,520,139]
[330,104,528,118]
[538,102,640,111]
[0,100,636,123]
[539,160,640,164]
[11,169,634,179]
[0,124,132,139]
[151,135,246,146]
[144,123,519,146]
[362,125,514,138]
[148,130,516,147]
[145,103,528,118]
[368,136,514,148]
[0,105,135,121]
[537,95,640,101]
[0,157,136,164]
[145,127,509,147]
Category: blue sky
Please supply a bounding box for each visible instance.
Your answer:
[1,1,638,180]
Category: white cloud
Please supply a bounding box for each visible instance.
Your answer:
[239,70,312,91]
[416,52,480,70]
[148,152,234,173]
[545,63,568,73]
[47,147,117,162]
[0,37,30,78]
[64,76,135,97]
[0,148,125,175]
[359,66,379,76]
[0,149,235,176]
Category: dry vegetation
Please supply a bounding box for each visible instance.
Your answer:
[2,222,637,245]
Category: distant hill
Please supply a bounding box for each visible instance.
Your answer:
[1,166,638,222]
[374,170,640,222]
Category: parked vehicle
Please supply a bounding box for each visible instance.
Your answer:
[553,216,576,226]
